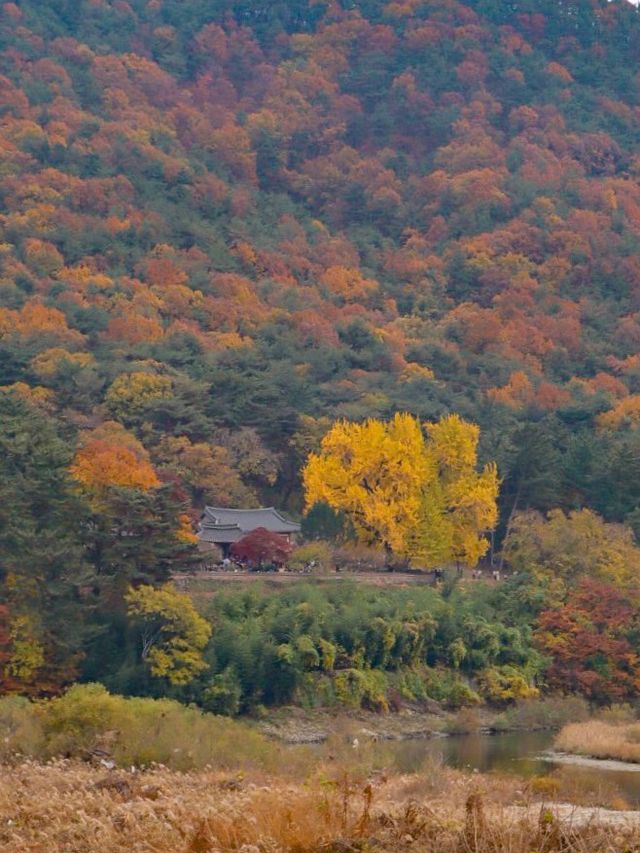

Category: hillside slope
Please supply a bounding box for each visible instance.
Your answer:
[1,0,640,523]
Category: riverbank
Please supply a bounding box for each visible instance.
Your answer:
[2,691,639,850]
[258,696,590,744]
[543,752,640,773]
[258,705,446,744]
[2,759,639,852]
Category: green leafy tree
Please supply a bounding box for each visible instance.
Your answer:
[301,502,351,543]
[85,485,199,600]
[0,391,92,692]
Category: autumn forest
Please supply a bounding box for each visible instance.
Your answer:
[4,0,640,718]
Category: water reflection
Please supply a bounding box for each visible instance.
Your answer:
[373,731,640,806]
[385,730,553,775]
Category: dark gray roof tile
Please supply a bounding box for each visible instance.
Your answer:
[202,506,300,534]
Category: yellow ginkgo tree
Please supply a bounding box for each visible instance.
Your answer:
[303,412,498,568]
[421,414,499,567]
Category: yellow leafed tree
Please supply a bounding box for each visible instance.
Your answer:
[303,412,498,567]
[303,413,430,557]
[105,371,173,420]
[4,612,45,681]
[504,508,640,592]
[125,584,211,686]
[422,414,499,566]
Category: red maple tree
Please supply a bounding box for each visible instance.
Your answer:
[230,528,293,568]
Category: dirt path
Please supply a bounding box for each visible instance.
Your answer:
[175,569,440,587]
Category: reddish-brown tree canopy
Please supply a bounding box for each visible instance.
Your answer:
[230,528,293,566]
[535,579,640,705]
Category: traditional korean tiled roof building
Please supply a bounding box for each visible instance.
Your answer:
[198,506,300,551]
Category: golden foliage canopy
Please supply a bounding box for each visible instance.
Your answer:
[504,508,640,594]
[303,412,498,567]
[105,372,173,420]
[596,395,640,431]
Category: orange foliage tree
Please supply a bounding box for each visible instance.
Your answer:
[70,424,160,494]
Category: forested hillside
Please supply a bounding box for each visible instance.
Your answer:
[4,0,640,700]
[1,0,640,522]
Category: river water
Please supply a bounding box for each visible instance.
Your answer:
[376,731,640,805]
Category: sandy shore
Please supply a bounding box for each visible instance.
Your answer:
[541,750,640,773]
[507,801,640,828]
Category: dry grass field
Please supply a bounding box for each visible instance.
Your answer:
[556,719,640,764]
[1,690,638,851]
[1,759,639,852]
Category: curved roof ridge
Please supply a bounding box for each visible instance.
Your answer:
[270,508,294,524]
[201,507,300,538]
